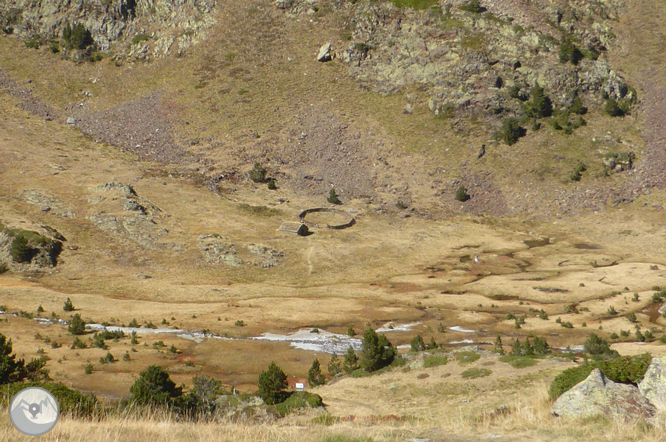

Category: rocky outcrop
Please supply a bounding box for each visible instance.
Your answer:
[198,234,243,267]
[281,0,631,124]
[639,356,666,411]
[86,182,180,250]
[20,189,76,219]
[551,368,656,421]
[0,0,217,59]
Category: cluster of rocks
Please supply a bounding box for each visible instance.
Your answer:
[197,235,285,268]
[552,356,666,421]
[20,189,76,219]
[85,182,180,250]
[278,0,631,125]
[0,0,217,60]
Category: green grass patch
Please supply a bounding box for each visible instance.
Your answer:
[3,228,49,245]
[272,391,322,416]
[131,34,150,45]
[499,355,538,368]
[312,413,340,426]
[423,355,448,368]
[390,0,438,9]
[237,204,282,217]
[455,351,480,364]
[461,368,492,379]
[461,34,485,51]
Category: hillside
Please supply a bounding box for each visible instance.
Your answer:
[0,0,665,440]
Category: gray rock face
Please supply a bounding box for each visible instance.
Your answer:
[275,0,294,10]
[317,42,332,62]
[0,0,217,58]
[198,234,243,267]
[639,356,666,411]
[552,368,656,421]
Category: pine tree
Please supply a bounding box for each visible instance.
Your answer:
[361,328,395,372]
[129,365,182,406]
[308,359,325,386]
[63,298,74,312]
[343,347,359,374]
[494,335,504,354]
[521,338,534,356]
[327,189,341,205]
[68,313,86,335]
[410,335,426,352]
[328,353,342,376]
[426,336,439,350]
[510,339,522,356]
[0,334,27,384]
[257,362,288,405]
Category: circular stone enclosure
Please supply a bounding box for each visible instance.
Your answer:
[298,208,355,230]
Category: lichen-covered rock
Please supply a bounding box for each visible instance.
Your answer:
[552,368,656,420]
[639,356,666,411]
[198,234,243,267]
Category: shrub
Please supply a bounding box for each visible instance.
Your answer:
[605,98,625,117]
[500,118,525,145]
[273,391,323,416]
[186,374,222,413]
[70,337,86,349]
[249,163,267,183]
[0,381,98,417]
[361,329,396,372]
[411,335,426,352]
[123,352,131,361]
[607,306,618,316]
[99,352,115,364]
[455,351,480,364]
[461,368,491,379]
[130,332,139,345]
[570,163,587,181]
[527,85,553,118]
[131,33,150,45]
[570,96,587,115]
[63,23,94,50]
[455,186,470,202]
[128,318,139,328]
[258,362,288,405]
[347,327,356,337]
[559,36,583,65]
[626,312,638,323]
[343,347,360,374]
[267,179,277,190]
[327,189,341,205]
[129,365,182,406]
[68,314,86,335]
[549,354,651,400]
[426,336,438,350]
[84,363,93,374]
[583,333,619,359]
[423,355,448,368]
[9,235,36,263]
[499,355,537,368]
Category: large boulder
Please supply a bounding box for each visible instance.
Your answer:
[551,368,656,420]
[639,356,666,411]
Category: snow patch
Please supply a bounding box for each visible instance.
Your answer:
[375,322,420,332]
[252,329,362,354]
[448,326,477,333]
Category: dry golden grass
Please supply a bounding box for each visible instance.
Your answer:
[0,1,665,440]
